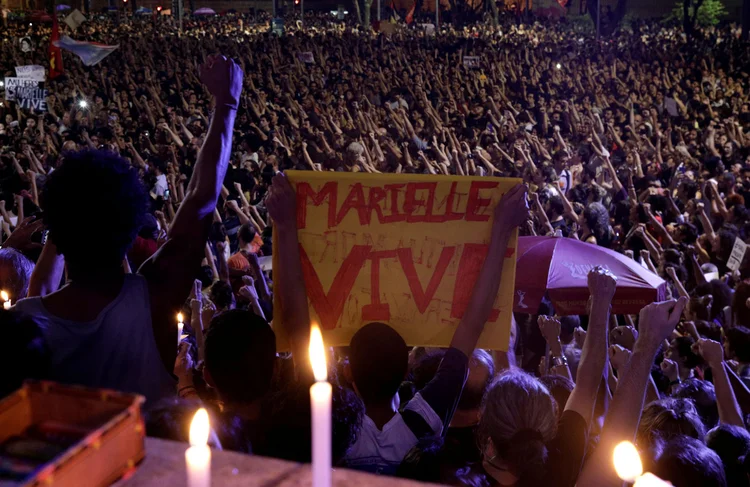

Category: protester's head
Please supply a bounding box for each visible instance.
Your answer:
[671,378,719,430]
[676,222,699,244]
[695,280,733,321]
[138,213,159,241]
[0,248,34,301]
[237,222,258,248]
[204,310,276,405]
[537,375,574,421]
[637,398,706,449]
[455,349,495,415]
[559,315,580,344]
[348,322,408,404]
[706,424,750,487]
[650,436,727,487]
[398,436,487,486]
[478,370,557,487]
[42,150,148,276]
[145,398,221,447]
[544,195,564,218]
[209,280,235,312]
[733,283,750,328]
[666,336,702,369]
[724,327,750,363]
[262,382,363,464]
[695,320,723,342]
[583,202,610,240]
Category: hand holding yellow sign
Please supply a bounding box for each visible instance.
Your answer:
[273,171,521,351]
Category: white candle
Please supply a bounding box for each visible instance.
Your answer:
[1,291,10,310]
[309,325,332,487]
[177,313,184,347]
[186,408,211,487]
[634,473,671,487]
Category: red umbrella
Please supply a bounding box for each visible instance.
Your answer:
[513,236,668,315]
[29,11,53,22]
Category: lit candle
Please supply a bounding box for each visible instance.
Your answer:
[309,325,332,487]
[177,313,184,347]
[1,291,10,310]
[614,441,670,487]
[186,408,211,487]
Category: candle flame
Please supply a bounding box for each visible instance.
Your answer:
[177,312,184,323]
[0,291,8,302]
[309,324,327,382]
[613,441,643,483]
[189,408,209,447]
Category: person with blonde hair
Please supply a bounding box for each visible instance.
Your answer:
[0,248,34,301]
[478,268,617,487]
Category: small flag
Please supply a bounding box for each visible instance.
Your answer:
[405,2,416,23]
[49,15,64,79]
[389,0,400,22]
[53,36,119,66]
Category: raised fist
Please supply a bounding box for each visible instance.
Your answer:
[200,54,243,109]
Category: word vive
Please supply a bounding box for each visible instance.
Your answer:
[273,171,520,351]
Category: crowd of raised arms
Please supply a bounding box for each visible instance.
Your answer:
[2,8,750,487]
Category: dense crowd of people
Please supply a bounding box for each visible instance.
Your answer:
[2,7,750,487]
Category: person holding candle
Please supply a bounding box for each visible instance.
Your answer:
[475,267,617,487]
[0,247,34,302]
[11,55,244,404]
[576,296,687,487]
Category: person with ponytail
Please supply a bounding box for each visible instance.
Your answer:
[478,268,617,487]
[478,370,557,486]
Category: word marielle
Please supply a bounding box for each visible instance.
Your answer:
[296,180,503,229]
[292,178,516,332]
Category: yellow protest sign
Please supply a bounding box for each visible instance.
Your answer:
[273,171,520,351]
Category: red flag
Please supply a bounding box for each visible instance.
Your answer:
[405,2,416,23]
[49,14,63,79]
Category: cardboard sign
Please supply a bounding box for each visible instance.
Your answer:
[64,9,87,31]
[418,23,435,36]
[15,65,45,81]
[273,171,520,351]
[463,56,481,68]
[297,51,314,64]
[727,237,747,272]
[4,78,47,111]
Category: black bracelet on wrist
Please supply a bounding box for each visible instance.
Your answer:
[669,378,681,386]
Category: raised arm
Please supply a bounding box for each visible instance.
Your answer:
[266,173,313,383]
[26,240,65,298]
[139,55,243,372]
[538,315,573,380]
[576,297,686,487]
[564,267,616,426]
[450,184,528,357]
[696,338,744,427]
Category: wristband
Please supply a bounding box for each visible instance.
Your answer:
[550,355,568,368]
[178,385,197,397]
[669,378,681,387]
